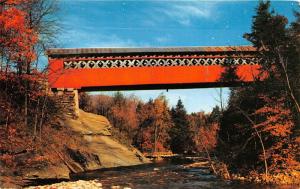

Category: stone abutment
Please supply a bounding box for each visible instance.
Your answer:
[50,88,79,118]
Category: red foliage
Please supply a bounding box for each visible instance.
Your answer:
[0,0,38,65]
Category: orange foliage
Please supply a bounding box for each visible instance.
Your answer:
[253,94,297,171]
[0,154,14,167]
[135,96,173,153]
[197,123,219,151]
[111,99,138,132]
[254,96,294,137]
[188,112,219,152]
[81,93,219,154]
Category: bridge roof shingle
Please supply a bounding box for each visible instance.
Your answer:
[46,46,256,57]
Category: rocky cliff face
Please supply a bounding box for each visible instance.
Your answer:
[25,110,149,180]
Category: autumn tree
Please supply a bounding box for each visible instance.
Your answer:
[0,0,58,133]
[133,95,173,153]
[148,95,173,153]
[188,110,220,153]
[289,11,300,141]
[0,1,62,184]
[217,0,300,177]
[109,92,139,143]
[79,92,91,112]
[133,101,149,151]
[89,94,113,117]
[0,0,38,72]
[244,0,300,169]
[188,112,206,151]
[244,0,300,115]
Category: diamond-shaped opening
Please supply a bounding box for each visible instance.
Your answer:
[150,60,156,65]
[80,62,86,68]
[98,62,103,67]
[192,59,197,65]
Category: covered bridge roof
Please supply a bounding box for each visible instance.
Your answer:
[46,46,256,57]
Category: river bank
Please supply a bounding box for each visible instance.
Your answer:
[187,161,300,186]
[25,180,103,189]
[0,109,150,188]
[22,110,150,181]
[229,171,300,185]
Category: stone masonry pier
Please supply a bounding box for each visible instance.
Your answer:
[50,88,79,118]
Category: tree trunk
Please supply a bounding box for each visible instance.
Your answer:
[199,137,217,175]
[39,96,47,141]
[278,52,300,114]
[25,60,31,129]
[33,99,40,137]
[220,88,224,112]
[255,127,268,177]
[154,124,158,153]
[277,50,300,152]
[25,93,28,128]
[237,107,268,178]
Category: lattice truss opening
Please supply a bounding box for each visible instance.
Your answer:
[62,54,258,69]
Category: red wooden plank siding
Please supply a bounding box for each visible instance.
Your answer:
[48,59,260,89]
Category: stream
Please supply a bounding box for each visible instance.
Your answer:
[65,159,299,189]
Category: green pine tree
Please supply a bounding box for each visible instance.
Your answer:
[170,99,194,154]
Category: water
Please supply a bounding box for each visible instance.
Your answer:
[71,160,299,189]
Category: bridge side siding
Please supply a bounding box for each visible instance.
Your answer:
[48,59,260,90]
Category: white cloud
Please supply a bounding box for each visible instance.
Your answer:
[158,2,217,26]
[155,35,171,43]
[87,34,137,47]
[59,26,148,48]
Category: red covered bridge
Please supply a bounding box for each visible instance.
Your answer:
[47,46,260,91]
[46,46,261,117]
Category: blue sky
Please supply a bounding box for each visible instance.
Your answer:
[55,0,299,113]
